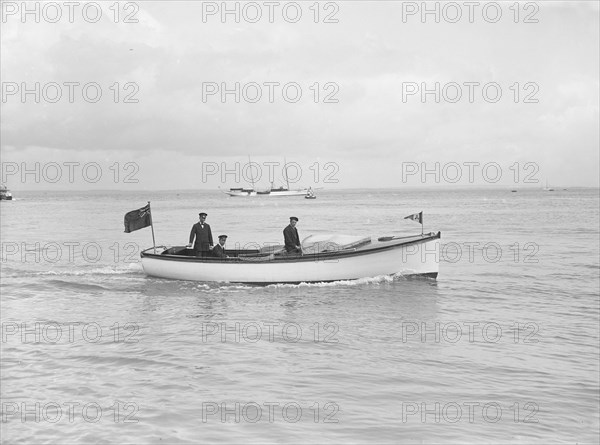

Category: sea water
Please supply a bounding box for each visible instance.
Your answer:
[1,188,598,443]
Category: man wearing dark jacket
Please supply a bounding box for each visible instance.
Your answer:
[212,235,228,258]
[187,212,213,256]
[283,216,302,254]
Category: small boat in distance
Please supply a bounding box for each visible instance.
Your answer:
[543,180,554,191]
[0,185,13,200]
[305,187,317,199]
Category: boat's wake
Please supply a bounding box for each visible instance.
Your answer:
[265,273,429,289]
[1,263,143,278]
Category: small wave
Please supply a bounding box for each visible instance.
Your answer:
[38,266,143,276]
[5,264,143,278]
[69,354,188,370]
[210,285,256,292]
[266,274,410,289]
[144,279,250,292]
[44,279,110,292]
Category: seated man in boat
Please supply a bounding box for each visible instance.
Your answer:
[212,235,229,258]
[283,216,302,254]
[186,212,214,257]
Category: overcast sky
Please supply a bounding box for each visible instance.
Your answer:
[1,1,598,190]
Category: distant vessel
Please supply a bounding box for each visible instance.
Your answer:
[223,186,309,197]
[543,180,554,191]
[0,185,12,200]
[223,158,310,197]
[305,187,317,199]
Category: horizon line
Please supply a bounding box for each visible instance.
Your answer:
[4,185,599,193]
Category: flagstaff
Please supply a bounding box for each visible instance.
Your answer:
[403,211,423,236]
[148,201,157,254]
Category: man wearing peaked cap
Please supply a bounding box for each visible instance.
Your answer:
[213,234,228,258]
[186,212,213,256]
[283,217,302,254]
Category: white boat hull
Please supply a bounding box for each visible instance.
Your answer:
[141,233,440,284]
[223,189,308,197]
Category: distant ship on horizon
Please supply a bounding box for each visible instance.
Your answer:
[222,184,311,197]
[222,157,315,198]
[0,184,13,200]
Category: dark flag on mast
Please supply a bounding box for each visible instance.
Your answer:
[404,211,423,225]
[124,204,151,233]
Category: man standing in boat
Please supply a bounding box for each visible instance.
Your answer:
[187,212,214,257]
[283,217,302,254]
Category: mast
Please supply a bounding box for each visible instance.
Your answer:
[148,201,157,254]
[248,156,255,189]
[283,157,290,190]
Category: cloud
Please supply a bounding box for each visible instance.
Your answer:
[1,2,598,188]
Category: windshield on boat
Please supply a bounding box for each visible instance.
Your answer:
[301,234,371,254]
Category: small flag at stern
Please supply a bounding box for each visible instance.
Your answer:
[404,211,423,225]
